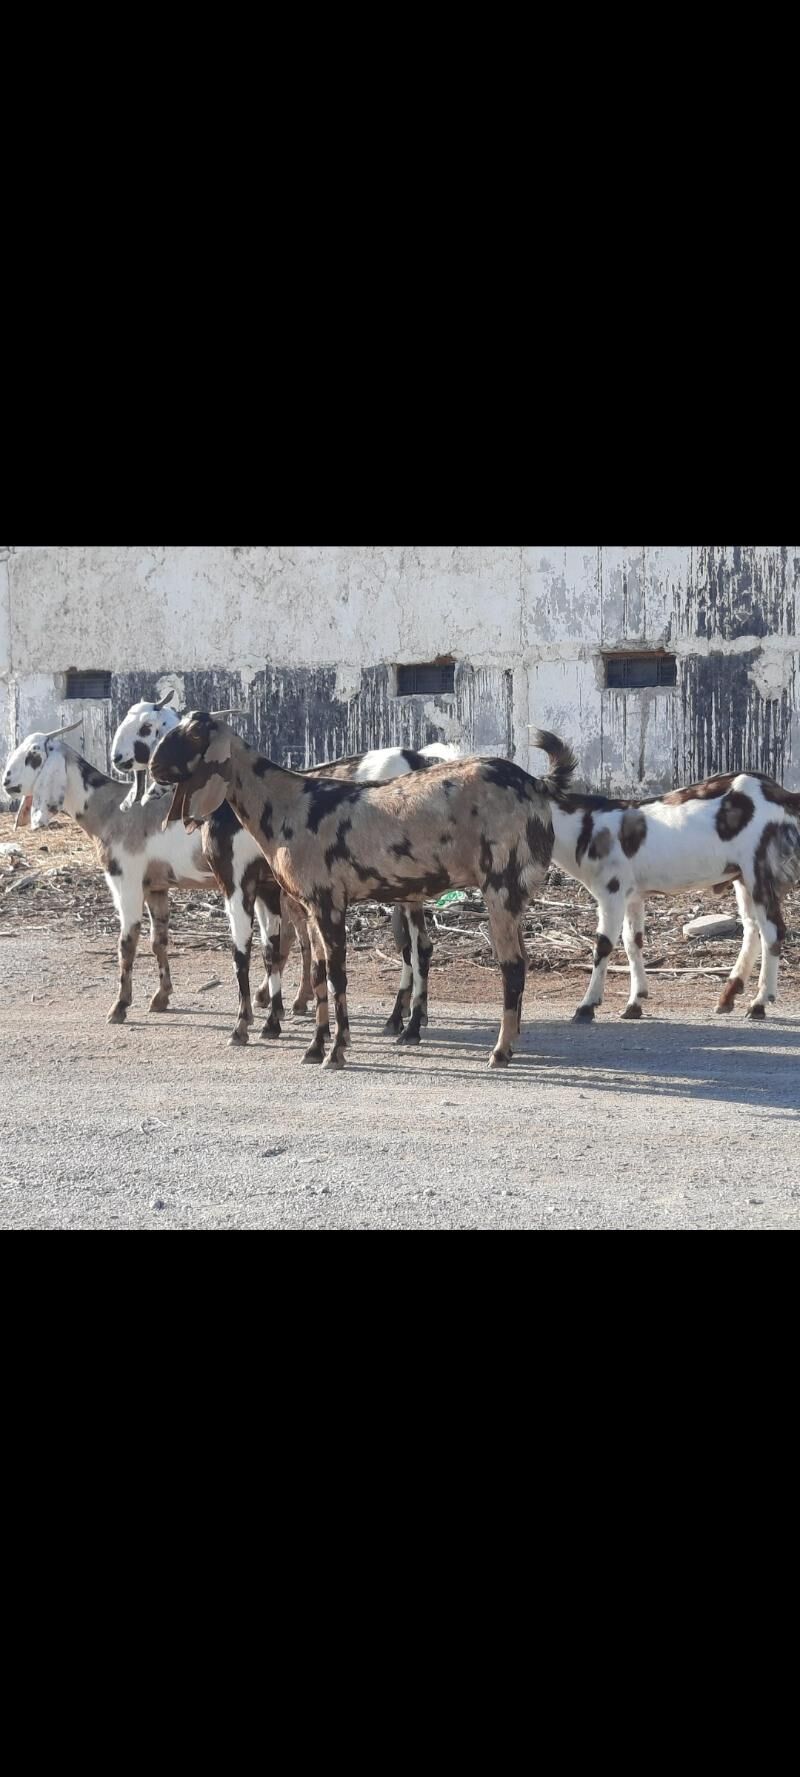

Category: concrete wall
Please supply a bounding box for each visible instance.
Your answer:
[2,545,798,797]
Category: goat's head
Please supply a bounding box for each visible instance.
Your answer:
[2,722,83,828]
[150,711,242,830]
[112,691,179,798]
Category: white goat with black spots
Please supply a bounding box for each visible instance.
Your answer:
[2,722,217,1024]
[113,693,462,1046]
[538,747,800,1022]
[151,715,568,1070]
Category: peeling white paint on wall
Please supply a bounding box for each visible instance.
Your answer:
[1,546,798,799]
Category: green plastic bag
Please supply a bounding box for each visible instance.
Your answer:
[435,890,468,909]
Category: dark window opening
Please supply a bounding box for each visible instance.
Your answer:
[604,654,677,690]
[66,670,112,700]
[396,662,456,697]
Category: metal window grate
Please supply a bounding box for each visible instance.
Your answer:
[605,654,677,690]
[397,663,456,697]
[66,671,112,700]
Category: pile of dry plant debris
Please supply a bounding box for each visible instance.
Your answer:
[1,816,798,985]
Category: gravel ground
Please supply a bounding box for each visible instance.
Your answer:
[1,929,798,1231]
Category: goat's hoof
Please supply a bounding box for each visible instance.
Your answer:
[490,1050,511,1070]
[108,1005,128,1025]
[292,1000,313,1018]
[716,1000,735,1016]
[228,1027,249,1047]
[260,1021,282,1041]
[382,1017,404,1037]
[746,1004,767,1021]
[397,1029,421,1046]
[148,993,171,1013]
[621,1003,643,1021]
[302,1046,326,1064]
[323,1051,346,1070]
[572,1006,596,1024]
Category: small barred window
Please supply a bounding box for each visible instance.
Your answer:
[604,654,677,690]
[66,671,112,700]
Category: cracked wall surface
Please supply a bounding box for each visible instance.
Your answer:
[1,546,798,795]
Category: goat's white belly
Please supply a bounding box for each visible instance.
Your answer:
[143,827,213,888]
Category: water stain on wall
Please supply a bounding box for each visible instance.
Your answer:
[675,546,798,642]
[111,664,514,769]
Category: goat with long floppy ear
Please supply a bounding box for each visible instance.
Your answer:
[161,712,247,832]
[129,710,175,805]
[12,720,84,828]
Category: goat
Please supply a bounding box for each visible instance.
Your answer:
[2,722,218,1024]
[537,747,800,1022]
[150,714,569,1069]
[113,695,462,1046]
[114,694,300,1043]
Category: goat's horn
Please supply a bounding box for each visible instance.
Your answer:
[155,690,175,710]
[209,708,248,719]
[42,719,84,740]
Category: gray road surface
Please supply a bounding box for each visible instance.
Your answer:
[1,935,798,1230]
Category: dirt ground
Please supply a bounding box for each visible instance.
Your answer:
[1,812,799,1231]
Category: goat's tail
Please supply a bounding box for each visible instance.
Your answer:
[530,729,579,797]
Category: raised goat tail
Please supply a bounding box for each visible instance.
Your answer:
[530,729,579,797]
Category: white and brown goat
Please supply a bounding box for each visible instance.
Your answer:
[151,715,571,1069]
[2,722,221,1025]
[544,761,800,1022]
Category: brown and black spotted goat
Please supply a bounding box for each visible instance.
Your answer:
[151,716,574,1069]
[114,692,463,1046]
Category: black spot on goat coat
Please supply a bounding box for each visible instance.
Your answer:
[151,716,563,1070]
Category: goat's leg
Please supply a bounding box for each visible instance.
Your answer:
[717,883,761,1014]
[383,905,413,1035]
[620,895,649,1020]
[322,921,351,1070]
[253,894,277,1010]
[286,894,314,1017]
[224,885,256,1047]
[397,905,433,1046]
[573,896,626,1024]
[745,884,786,1020]
[302,919,331,1064]
[255,894,288,1040]
[485,903,528,1069]
[145,889,173,1012]
[108,883,144,1025]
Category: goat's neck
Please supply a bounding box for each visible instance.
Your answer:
[226,738,295,838]
[62,753,121,836]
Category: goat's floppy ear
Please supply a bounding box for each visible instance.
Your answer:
[30,749,67,829]
[182,771,230,829]
[119,775,145,813]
